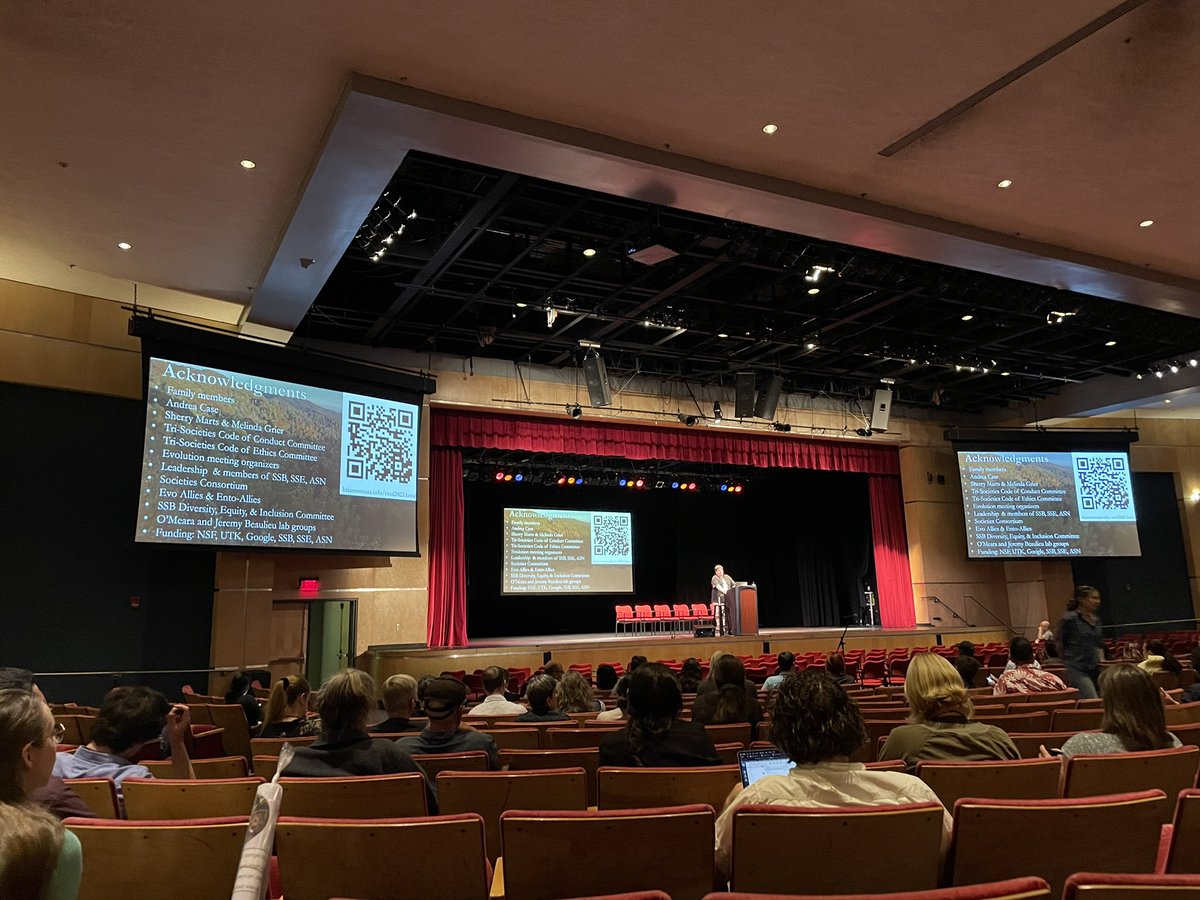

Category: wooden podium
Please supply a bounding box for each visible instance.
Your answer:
[728,583,758,636]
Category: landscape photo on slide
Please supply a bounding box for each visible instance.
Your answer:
[140,358,417,552]
[502,508,633,594]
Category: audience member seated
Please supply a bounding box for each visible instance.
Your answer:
[763,652,795,691]
[714,671,950,877]
[1139,641,1184,676]
[396,678,501,770]
[556,670,603,714]
[54,686,194,795]
[599,663,721,767]
[0,689,82,900]
[693,655,763,727]
[696,650,727,695]
[1184,648,1200,703]
[953,641,982,688]
[543,661,564,681]
[596,663,619,696]
[259,675,321,739]
[223,671,262,730]
[465,667,526,717]
[879,653,1019,772]
[826,652,857,686]
[678,658,703,694]
[284,669,435,806]
[595,675,630,722]
[627,655,647,675]
[993,638,1067,695]
[1037,619,1058,659]
[1059,664,1181,756]
[416,674,437,712]
[0,668,91,820]
[367,674,422,734]
[514,675,570,722]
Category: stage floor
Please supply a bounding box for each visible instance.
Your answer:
[362,624,1010,681]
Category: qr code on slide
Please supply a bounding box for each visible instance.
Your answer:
[1072,452,1136,522]
[591,512,632,565]
[339,394,418,501]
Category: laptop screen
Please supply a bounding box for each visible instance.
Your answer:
[737,748,795,787]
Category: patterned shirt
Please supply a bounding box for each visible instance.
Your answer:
[992,664,1067,695]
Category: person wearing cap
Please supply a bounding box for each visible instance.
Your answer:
[396,677,501,769]
[283,669,437,810]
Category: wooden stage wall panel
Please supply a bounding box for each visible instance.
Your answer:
[362,626,1009,681]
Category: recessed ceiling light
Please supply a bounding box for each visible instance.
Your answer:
[805,342,817,350]
[1139,219,1154,228]
[807,288,820,295]
[1001,371,1010,376]
[717,332,729,338]
[239,159,256,169]
[1190,359,1199,367]
[1105,340,1117,347]
[515,302,528,308]
[1165,399,1173,404]
[1171,364,1180,373]
[961,314,974,322]
[117,241,132,251]
[996,179,1013,189]
[762,123,778,135]
[582,248,597,257]
[1136,373,1144,380]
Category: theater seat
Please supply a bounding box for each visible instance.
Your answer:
[65,816,247,900]
[278,772,428,819]
[729,802,944,893]
[707,876,1051,900]
[1063,871,1200,899]
[499,804,715,900]
[275,814,490,900]
[1161,789,1200,873]
[1062,747,1200,816]
[121,777,262,820]
[949,790,1169,897]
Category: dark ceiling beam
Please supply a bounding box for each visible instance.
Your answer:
[362,171,520,344]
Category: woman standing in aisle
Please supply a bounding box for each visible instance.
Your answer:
[1058,586,1105,700]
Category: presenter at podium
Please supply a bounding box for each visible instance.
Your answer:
[711,564,734,636]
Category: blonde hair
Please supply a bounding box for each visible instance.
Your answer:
[904,653,973,722]
[381,674,418,716]
[0,690,63,898]
[318,669,376,733]
[262,674,311,728]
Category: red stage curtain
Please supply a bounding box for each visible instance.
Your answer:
[431,409,898,475]
[427,446,468,648]
[869,475,916,628]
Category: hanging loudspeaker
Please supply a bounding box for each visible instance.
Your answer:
[870,387,892,432]
[582,352,612,407]
[735,372,757,419]
[754,375,784,419]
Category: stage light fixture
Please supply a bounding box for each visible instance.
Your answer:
[688,482,697,491]
[576,477,585,485]
[566,403,583,419]
[567,476,576,485]
[677,413,698,427]
[772,422,792,432]
[1171,364,1180,374]
[504,474,513,482]
[671,481,680,489]
[655,480,665,489]
[635,479,645,488]
[514,473,524,482]
[720,484,728,492]
[495,471,505,481]
[713,401,723,422]
[557,476,567,486]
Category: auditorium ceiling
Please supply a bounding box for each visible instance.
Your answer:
[299,150,1200,412]
[6,2,1200,417]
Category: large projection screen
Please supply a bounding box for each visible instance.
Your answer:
[502,507,634,594]
[136,357,420,554]
[957,449,1140,558]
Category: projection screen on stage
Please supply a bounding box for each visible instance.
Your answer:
[502,507,634,594]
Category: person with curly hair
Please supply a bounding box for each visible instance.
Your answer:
[878,653,1018,771]
[0,689,83,899]
[598,663,721,767]
[554,670,603,714]
[714,671,949,877]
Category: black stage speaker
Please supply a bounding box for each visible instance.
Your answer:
[582,353,612,407]
[735,372,756,419]
[694,626,715,638]
[754,374,784,419]
[870,386,893,432]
